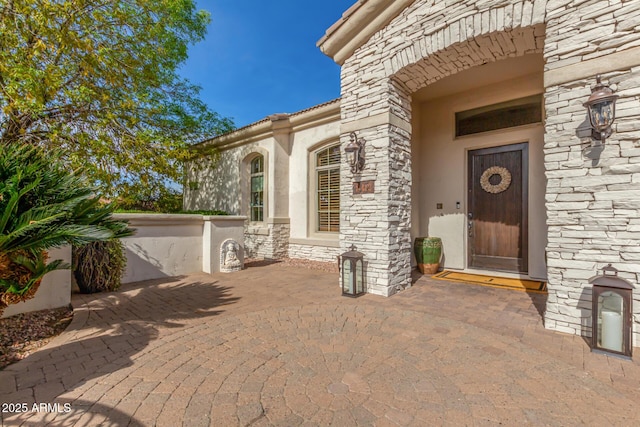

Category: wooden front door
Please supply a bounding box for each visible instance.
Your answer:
[468,143,528,273]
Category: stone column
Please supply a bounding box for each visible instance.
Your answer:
[340,81,413,297]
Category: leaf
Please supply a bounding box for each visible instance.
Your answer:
[0,0,234,198]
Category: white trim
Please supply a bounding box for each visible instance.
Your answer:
[267,217,290,224]
[202,215,248,221]
[113,214,248,227]
[240,149,269,226]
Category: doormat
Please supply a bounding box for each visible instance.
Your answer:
[432,271,547,294]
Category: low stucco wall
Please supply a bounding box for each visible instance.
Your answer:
[116,214,204,283]
[1,246,72,318]
[1,215,246,318]
[115,213,246,283]
[202,215,246,273]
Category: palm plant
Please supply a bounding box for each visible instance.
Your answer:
[0,143,132,312]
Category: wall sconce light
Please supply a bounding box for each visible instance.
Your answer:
[344,132,365,174]
[584,75,619,144]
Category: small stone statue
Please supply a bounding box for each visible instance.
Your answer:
[220,240,243,272]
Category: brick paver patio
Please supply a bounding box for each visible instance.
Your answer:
[1,262,639,426]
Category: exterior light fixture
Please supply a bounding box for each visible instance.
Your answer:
[589,264,634,359]
[338,245,365,297]
[344,132,365,174]
[584,75,619,144]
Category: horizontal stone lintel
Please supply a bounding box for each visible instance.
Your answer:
[289,238,340,248]
[545,46,640,87]
[341,111,412,135]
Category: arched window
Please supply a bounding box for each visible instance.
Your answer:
[250,155,264,222]
[315,144,340,232]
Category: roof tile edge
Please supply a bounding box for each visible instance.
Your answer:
[195,98,341,150]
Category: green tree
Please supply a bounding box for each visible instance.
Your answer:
[0,0,233,198]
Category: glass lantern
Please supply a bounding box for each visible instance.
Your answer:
[339,245,365,297]
[589,265,634,359]
[583,75,619,144]
[344,132,365,174]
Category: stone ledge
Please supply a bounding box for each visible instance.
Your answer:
[289,238,340,248]
[545,46,640,87]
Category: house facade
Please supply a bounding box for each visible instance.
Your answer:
[186,0,640,347]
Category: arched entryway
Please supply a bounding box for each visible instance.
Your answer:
[394,26,547,280]
[410,54,547,280]
[338,19,546,296]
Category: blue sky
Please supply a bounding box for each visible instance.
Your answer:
[179,1,352,129]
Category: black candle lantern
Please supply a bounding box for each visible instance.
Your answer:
[339,245,365,297]
[589,264,634,359]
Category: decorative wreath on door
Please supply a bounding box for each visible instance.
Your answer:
[480,166,512,194]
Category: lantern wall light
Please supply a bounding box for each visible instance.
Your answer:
[344,132,365,174]
[338,245,365,297]
[583,75,619,144]
[589,264,634,359]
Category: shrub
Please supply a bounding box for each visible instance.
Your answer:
[73,240,127,293]
[0,143,132,314]
[117,189,183,213]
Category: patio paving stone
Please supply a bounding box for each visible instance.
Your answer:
[1,262,640,426]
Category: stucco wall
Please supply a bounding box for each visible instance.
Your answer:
[1,246,72,318]
[202,216,247,273]
[288,120,341,242]
[184,142,260,215]
[185,110,342,261]
[116,214,204,283]
[115,214,245,283]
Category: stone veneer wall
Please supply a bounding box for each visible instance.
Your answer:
[337,0,640,342]
[339,1,544,297]
[288,243,343,263]
[245,223,290,259]
[340,121,413,296]
[542,1,640,345]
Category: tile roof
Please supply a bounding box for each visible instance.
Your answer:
[196,98,341,146]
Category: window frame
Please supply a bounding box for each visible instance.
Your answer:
[249,155,264,223]
[312,143,341,235]
[455,94,543,138]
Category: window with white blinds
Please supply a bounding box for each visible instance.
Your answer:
[315,145,340,232]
